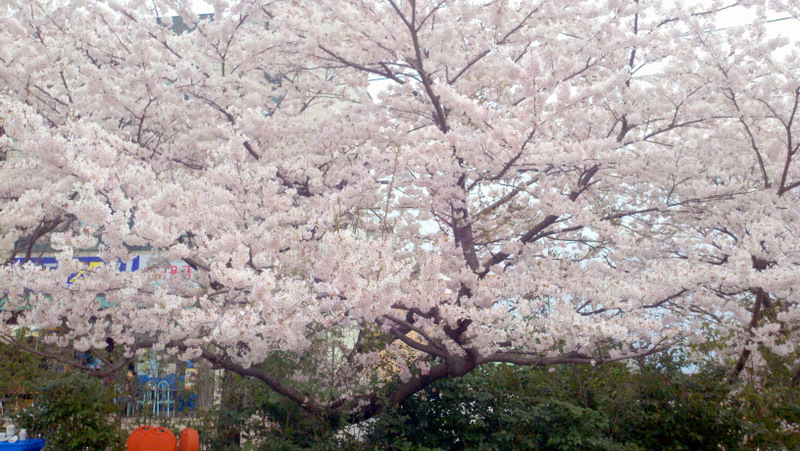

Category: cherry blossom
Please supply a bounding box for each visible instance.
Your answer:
[1,0,799,423]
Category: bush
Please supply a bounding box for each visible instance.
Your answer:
[16,371,124,451]
[189,370,345,450]
[0,337,46,416]
[366,355,746,450]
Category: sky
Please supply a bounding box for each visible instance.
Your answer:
[717,3,799,40]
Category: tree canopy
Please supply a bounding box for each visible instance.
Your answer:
[1,0,800,423]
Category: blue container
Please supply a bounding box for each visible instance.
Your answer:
[0,439,46,451]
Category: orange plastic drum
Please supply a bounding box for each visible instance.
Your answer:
[126,426,152,451]
[137,427,177,451]
[178,427,200,451]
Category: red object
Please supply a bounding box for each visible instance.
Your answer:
[127,426,152,451]
[177,428,200,451]
[127,426,177,451]
[137,427,177,451]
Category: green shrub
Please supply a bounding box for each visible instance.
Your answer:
[16,371,124,451]
[0,337,46,416]
[366,355,746,450]
[189,370,345,450]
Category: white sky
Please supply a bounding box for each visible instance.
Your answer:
[717,4,799,39]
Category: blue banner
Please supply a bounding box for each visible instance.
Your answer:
[12,256,141,283]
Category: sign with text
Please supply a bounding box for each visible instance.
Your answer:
[13,255,195,283]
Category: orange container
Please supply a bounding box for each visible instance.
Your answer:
[136,427,177,451]
[178,427,200,451]
[126,426,152,451]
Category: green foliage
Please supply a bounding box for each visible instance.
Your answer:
[597,357,743,450]
[15,371,124,451]
[0,336,47,415]
[733,385,800,450]
[368,366,617,450]
[366,354,746,450]
[189,370,344,450]
[731,349,800,450]
[187,352,800,450]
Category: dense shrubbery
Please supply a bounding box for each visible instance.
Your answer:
[15,372,124,450]
[0,338,45,415]
[195,353,800,450]
[368,356,742,450]
[189,370,343,450]
[3,343,799,450]
[0,339,124,450]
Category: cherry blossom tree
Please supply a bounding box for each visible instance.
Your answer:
[1,0,800,423]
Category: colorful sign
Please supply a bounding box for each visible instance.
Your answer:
[12,256,139,271]
[13,256,140,283]
[12,255,194,283]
